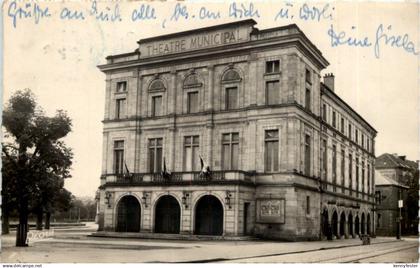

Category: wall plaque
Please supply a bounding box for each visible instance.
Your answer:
[256,199,285,223]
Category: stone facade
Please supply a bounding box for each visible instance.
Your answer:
[96,19,377,240]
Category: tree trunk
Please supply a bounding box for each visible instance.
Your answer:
[2,209,10,235]
[16,197,29,247]
[45,212,51,230]
[36,208,43,230]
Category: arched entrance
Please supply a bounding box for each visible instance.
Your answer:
[348,213,354,237]
[332,211,339,238]
[154,195,181,234]
[321,208,330,239]
[361,213,366,235]
[194,195,223,235]
[340,212,346,238]
[367,213,371,235]
[355,215,360,235]
[116,195,140,232]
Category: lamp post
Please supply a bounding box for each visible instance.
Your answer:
[397,189,403,240]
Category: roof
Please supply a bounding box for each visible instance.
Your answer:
[375,170,409,188]
[376,153,418,170]
[321,83,377,134]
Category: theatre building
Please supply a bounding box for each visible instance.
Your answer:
[95,19,377,240]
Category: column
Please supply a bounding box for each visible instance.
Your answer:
[207,64,214,111]
[344,219,349,239]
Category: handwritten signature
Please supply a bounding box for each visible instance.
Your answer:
[328,24,418,58]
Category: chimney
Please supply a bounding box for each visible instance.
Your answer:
[323,73,335,91]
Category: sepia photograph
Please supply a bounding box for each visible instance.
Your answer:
[1,0,419,265]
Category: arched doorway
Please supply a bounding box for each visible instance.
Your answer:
[355,215,360,235]
[154,195,181,234]
[340,212,346,238]
[367,213,371,235]
[116,195,140,232]
[348,213,354,237]
[332,211,339,238]
[361,213,366,235]
[321,208,330,239]
[194,195,223,235]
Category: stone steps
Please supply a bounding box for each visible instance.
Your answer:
[89,231,259,241]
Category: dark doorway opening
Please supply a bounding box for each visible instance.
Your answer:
[367,213,371,235]
[154,195,181,234]
[194,195,223,235]
[348,213,354,237]
[243,202,251,235]
[332,211,338,238]
[355,216,360,235]
[322,209,330,239]
[361,213,365,235]
[340,212,346,238]
[116,195,140,232]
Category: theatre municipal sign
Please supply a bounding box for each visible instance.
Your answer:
[138,25,252,57]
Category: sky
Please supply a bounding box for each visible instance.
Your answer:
[3,1,419,198]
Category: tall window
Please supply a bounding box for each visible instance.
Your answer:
[266,81,279,105]
[266,60,280,73]
[341,149,345,193]
[264,130,279,172]
[362,161,365,193]
[349,153,353,190]
[113,141,124,174]
[322,104,327,121]
[362,134,365,148]
[341,118,345,133]
[332,111,336,128]
[305,69,312,84]
[306,196,310,215]
[152,96,162,117]
[184,136,199,171]
[305,88,311,111]
[355,129,359,144]
[321,139,328,179]
[332,144,337,189]
[355,157,359,193]
[116,81,127,92]
[148,138,163,173]
[348,124,352,140]
[225,87,238,110]
[367,139,370,152]
[304,134,311,176]
[367,164,371,195]
[222,133,239,170]
[187,92,199,113]
[116,98,126,119]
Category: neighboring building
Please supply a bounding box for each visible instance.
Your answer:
[96,19,377,241]
[375,153,418,236]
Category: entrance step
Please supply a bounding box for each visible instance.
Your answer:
[89,231,258,241]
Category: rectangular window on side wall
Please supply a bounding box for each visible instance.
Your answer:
[116,81,127,92]
[222,133,239,170]
[187,91,199,113]
[148,138,163,173]
[355,129,359,144]
[321,139,328,179]
[322,104,327,121]
[341,149,345,193]
[266,81,279,105]
[348,124,352,140]
[184,136,200,171]
[152,96,162,117]
[332,144,337,189]
[265,60,280,74]
[304,134,311,176]
[332,111,336,128]
[113,140,124,174]
[116,98,126,119]
[305,88,311,111]
[264,130,279,172]
[341,118,345,133]
[362,161,365,193]
[306,196,310,215]
[305,69,312,84]
[225,87,238,110]
[349,153,353,190]
[355,157,359,193]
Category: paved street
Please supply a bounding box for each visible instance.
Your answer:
[1,223,418,263]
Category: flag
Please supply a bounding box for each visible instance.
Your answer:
[200,155,204,171]
[163,157,167,173]
[124,162,130,175]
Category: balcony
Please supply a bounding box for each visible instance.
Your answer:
[104,170,254,186]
